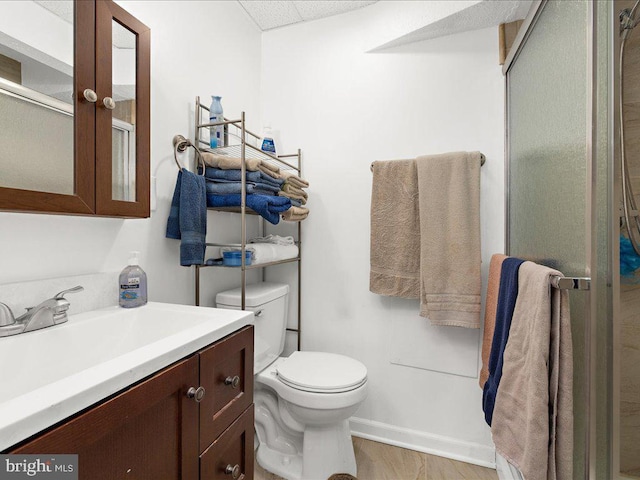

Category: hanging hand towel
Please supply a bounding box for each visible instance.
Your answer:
[369,159,421,299]
[165,169,207,266]
[416,151,482,328]
[491,262,573,480]
[482,257,525,425]
[479,253,508,388]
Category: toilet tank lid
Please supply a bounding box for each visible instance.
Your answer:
[216,282,290,307]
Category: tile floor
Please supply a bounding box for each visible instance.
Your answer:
[254,436,498,480]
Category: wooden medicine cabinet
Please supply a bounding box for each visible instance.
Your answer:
[0,0,150,217]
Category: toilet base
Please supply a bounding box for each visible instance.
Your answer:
[302,420,357,480]
[256,419,357,480]
[256,444,303,480]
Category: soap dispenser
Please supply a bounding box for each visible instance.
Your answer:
[119,251,148,308]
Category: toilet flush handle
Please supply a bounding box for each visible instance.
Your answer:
[254,310,263,317]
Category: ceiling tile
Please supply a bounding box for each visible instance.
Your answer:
[292,1,378,21]
[239,1,303,31]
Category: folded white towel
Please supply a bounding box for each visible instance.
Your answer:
[249,234,295,246]
[221,244,298,264]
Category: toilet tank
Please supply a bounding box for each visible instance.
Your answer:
[216,282,289,373]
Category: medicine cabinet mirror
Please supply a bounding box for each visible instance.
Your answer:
[0,0,150,217]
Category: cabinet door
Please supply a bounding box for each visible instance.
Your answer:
[12,356,199,480]
[200,406,255,480]
[199,326,254,452]
[0,0,150,217]
[0,0,95,214]
[95,0,150,217]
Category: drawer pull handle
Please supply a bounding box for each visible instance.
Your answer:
[186,386,205,402]
[224,375,241,389]
[225,464,241,479]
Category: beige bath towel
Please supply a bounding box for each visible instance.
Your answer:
[282,206,309,221]
[201,152,261,171]
[282,183,308,199]
[280,170,310,188]
[259,164,281,179]
[416,151,482,328]
[491,261,573,480]
[278,191,307,205]
[369,159,421,299]
[479,254,508,388]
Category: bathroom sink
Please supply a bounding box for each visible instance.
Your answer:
[0,302,252,451]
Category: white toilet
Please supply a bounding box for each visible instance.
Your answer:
[216,282,368,480]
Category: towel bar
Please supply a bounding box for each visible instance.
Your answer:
[550,276,591,290]
[370,153,486,172]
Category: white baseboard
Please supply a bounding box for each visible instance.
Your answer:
[349,416,496,470]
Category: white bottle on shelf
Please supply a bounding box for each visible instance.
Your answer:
[259,125,277,155]
[209,95,224,148]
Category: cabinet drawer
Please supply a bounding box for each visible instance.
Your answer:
[199,325,253,451]
[200,405,254,480]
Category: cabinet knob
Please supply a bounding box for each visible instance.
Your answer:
[101,96,116,110]
[186,386,205,402]
[225,464,241,479]
[224,375,241,389]
[82,89,98,103]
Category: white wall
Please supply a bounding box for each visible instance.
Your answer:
[0,0,507,467]
[0,1,263,307]
[261,7,504,466]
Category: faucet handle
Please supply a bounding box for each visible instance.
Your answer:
[0,303,15,327]
[54,285,84,300]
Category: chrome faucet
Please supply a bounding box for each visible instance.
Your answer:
[0,286,84,338]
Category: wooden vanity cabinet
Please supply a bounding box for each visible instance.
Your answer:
[11,326,254,480]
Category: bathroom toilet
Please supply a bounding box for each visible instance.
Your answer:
[216,282,368,480]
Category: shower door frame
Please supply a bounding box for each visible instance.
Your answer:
[502,1,608,478]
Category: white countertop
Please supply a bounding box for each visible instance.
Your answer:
[0,302,253,451]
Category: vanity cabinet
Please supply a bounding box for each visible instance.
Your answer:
[10,326,254,480]
[0,0,150,217]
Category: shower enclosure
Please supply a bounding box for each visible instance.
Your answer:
[504,0,639,478]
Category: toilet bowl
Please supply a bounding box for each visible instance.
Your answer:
[216,282,368,480]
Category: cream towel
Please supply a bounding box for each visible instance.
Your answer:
[479,254,508,388]
[259,164,281,179]
[280,170,310,188]
[282,183,308,199]
[491,261,573,480]
[416,152,482,328]
[201,152,261,171]
[369,159,421,299]
[278,190,307,205]
[282,206,309,221]
[261,161,280,173]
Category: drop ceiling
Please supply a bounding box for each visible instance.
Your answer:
[238,1,379,31]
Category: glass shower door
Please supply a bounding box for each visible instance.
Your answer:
[505,1,611,478]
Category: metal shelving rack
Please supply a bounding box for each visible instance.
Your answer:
[193,96,302,350]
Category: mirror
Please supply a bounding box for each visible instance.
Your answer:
[0,0,75,195]
[0,0,148,216]
[111,19,137,202]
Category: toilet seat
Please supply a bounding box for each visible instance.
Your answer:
[276,351,367,393]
